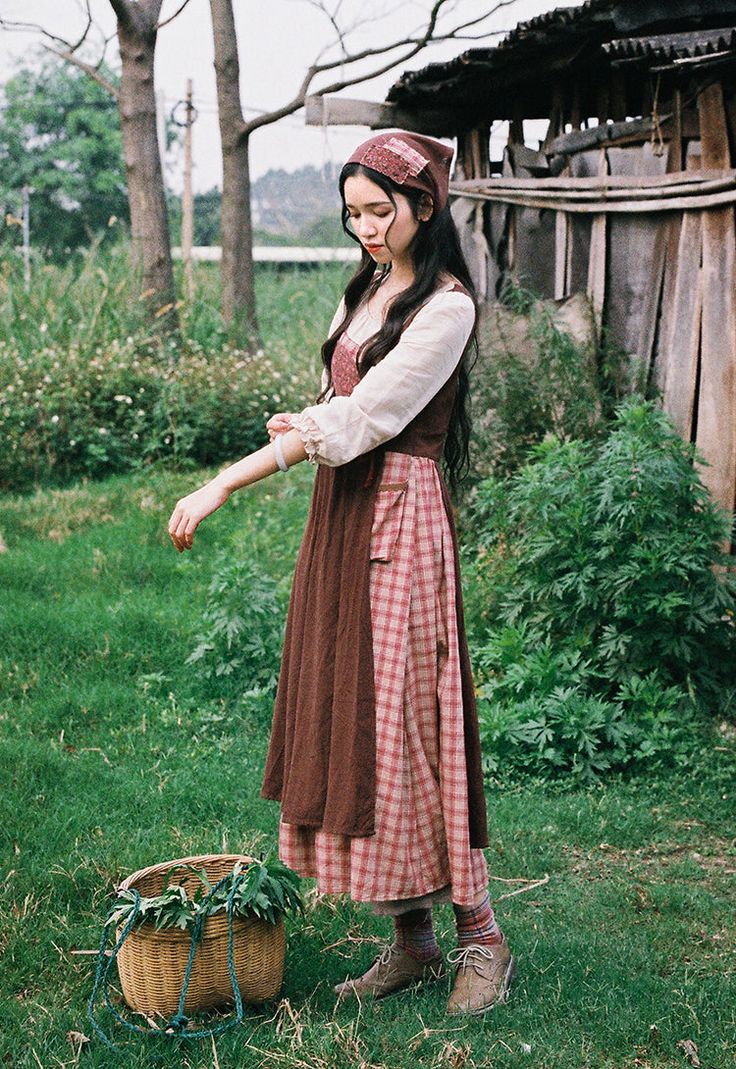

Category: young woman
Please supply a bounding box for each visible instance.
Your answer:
[168,131,516,1015]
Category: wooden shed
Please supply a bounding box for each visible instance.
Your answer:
[308,0,736,544]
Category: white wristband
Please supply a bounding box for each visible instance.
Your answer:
[273,434,289,472]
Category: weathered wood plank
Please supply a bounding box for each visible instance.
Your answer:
[449,185,736,213]
[654,204,683,396]
[586,147,609,328]
[695,82,736,523]
[454,168,734,192]
[554,205,570,299]
[548,110,699,155]
[637,93,683,385]
[662,218,702,438]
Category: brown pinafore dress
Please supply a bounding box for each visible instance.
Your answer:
[261,284,489,907]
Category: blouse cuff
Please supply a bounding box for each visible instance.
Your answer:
[290,411,324,466]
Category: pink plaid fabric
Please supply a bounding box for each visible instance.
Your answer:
[279,450,488,906]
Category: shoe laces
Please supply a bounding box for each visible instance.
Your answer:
[375,943,401,969]
[447,943,500,972]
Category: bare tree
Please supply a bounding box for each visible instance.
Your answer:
[209,0,518,338]
[1,0,192,331]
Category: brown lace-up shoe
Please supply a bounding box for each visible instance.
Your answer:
[446,936,516,1016]
[334,943,444,1000]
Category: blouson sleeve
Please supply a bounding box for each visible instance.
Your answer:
[290,290,474,467]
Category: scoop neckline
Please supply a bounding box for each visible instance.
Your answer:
[361,277,458,321]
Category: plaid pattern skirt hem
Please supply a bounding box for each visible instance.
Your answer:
[278,451,488,906]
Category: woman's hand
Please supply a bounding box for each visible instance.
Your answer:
[266,413,295,440]
[167,480,231,553]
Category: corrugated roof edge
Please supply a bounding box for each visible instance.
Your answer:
[387,0,613,100]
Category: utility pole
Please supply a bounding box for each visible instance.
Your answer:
[182,79,194,301]
[21,185,30,290]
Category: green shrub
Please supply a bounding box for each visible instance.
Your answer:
[0,336,293,490]
[0,244,348,491]
[465,399,736,781]
[186,555,286,698]
[468,285,631,487]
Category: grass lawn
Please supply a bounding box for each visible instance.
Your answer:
[0,464,734,1069]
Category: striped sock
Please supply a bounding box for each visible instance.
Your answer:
[453,892,503,947]
[394,907,440,962]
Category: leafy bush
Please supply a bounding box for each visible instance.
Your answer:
[468,285,630,487]
[186,555,285,698]
[465,399,736,781]
[0,245,348,491]
[0,335,291,490]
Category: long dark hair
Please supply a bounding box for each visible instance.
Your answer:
[316,162,478,496]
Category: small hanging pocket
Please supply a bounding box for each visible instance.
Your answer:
[369,480,409,562]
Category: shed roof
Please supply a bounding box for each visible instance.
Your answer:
[386,0,736,132]
[603,25,736,64]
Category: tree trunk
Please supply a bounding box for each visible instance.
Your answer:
[114,0,178,330]
[210,0,259,340]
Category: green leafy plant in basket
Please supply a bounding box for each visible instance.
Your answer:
[106,857,303,934]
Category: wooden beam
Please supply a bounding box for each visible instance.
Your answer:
[548,110,700,156]
[455,169,736,192]
[304,94,443,132]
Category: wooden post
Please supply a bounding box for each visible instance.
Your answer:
[182,79,195,302]
[586,147,609,329]
[695,81,736,536]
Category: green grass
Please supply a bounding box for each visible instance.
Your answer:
[1,464,735,1067]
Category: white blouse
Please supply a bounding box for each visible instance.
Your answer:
[289,284,475,468]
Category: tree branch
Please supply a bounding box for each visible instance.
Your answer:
[44,45,120,99]
[0,16,84,51]
[241,0,519,136]
[157,0,194,30]
[67,0,94,53]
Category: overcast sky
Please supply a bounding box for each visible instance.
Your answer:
[0,0,584,192]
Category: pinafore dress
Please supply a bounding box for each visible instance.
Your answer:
[261,285,489,908]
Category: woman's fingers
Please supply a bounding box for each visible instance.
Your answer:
[167,482,230,552]
[266,412,294,439]
[168,506,189,552]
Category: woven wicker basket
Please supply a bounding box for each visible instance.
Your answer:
[115,853,285,1017]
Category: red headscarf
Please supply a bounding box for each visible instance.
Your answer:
[345,131,454,216]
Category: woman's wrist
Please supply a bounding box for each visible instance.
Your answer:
[208,471,236,497]
[209,429,308,497]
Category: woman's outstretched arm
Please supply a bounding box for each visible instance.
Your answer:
[167,427,307,553]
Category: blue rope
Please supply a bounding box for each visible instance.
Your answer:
[88,873,247,1052]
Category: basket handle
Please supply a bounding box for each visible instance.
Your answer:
[88,873,246,1052]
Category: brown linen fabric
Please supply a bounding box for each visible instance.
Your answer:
[261,452,381,836]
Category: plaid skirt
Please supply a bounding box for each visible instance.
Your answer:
[278,451,488,907]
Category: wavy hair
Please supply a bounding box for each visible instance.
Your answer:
[316,162,478,496]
